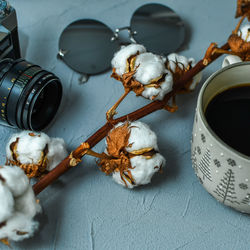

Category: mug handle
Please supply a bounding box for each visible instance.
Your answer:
[222,55,242,68]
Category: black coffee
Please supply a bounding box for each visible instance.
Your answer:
[205,85,250,157]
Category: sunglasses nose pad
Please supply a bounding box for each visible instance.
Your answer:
[58,19,119,76]
[130,3,186,55]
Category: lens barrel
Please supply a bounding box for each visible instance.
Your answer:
[0,58,62,130]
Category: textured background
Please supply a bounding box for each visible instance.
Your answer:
[1,0,249,249]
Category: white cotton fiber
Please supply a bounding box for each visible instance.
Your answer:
[141,72,173,100]
[0,165,29,197]
[134,53,173,100]
[0,213,39,242]
[46,138,68,171]
[111,44,146,76]
[15,186,41,217]
[113,153,165,188]
[124,121,158,152]
[238,24,250,42]
[0,166,41,242]
[167,53,193,72]
[134,53,166,84]
[0,184,14,222]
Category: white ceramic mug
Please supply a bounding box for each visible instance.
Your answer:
[191,61,250,213]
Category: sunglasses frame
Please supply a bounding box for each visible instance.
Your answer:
[57,3,186,82]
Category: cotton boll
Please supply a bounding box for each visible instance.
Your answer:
[167,53,202,91]
[0,165,41,242]
[111,44,146,76]
[134,53,166,84]
[0,166,29,197]
[100,121,166,188]
[238,24,250,42]
[134,53,173,100]
[46,138,68,171]
[111,45,173,100]
[0,183,14,222]
[167,53,193,72]
[6,131,68,177]
[6,131,50,165]
[112,153,166,188]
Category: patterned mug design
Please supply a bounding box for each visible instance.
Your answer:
[191,62,250,213]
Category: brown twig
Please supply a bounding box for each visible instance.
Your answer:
[33,43,229,195]
[106,89,131,120]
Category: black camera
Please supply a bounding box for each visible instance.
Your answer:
[0,1,62,130]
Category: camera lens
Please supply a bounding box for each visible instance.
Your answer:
[0,58,62,130]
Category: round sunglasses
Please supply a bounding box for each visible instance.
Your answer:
[58,3,186,80]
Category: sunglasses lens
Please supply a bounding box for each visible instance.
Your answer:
[130,4,185,55]
[58,19,119,75]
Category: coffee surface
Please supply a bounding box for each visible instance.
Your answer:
[205,85,250,157]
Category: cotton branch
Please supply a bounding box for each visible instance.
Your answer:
[33,43,230,195]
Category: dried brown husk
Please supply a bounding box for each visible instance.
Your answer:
[111,54,145,96]
[106,121,131,157]
[111,68,145,96]
[228,33,250,60]
[16,231,28,236]
[98,122,157,187]
[236,0,250,20]
[98,122,134,186]
[6,137,49,178]
[28,133,40,137]
[0,238,10,246]
[166,60,193,94]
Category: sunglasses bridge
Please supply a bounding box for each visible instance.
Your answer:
[111,26,137,43]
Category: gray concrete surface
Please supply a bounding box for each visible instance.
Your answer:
[0,0,249,249]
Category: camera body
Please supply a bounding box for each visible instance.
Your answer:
[0,1,62,131]
[0,4,20,61]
